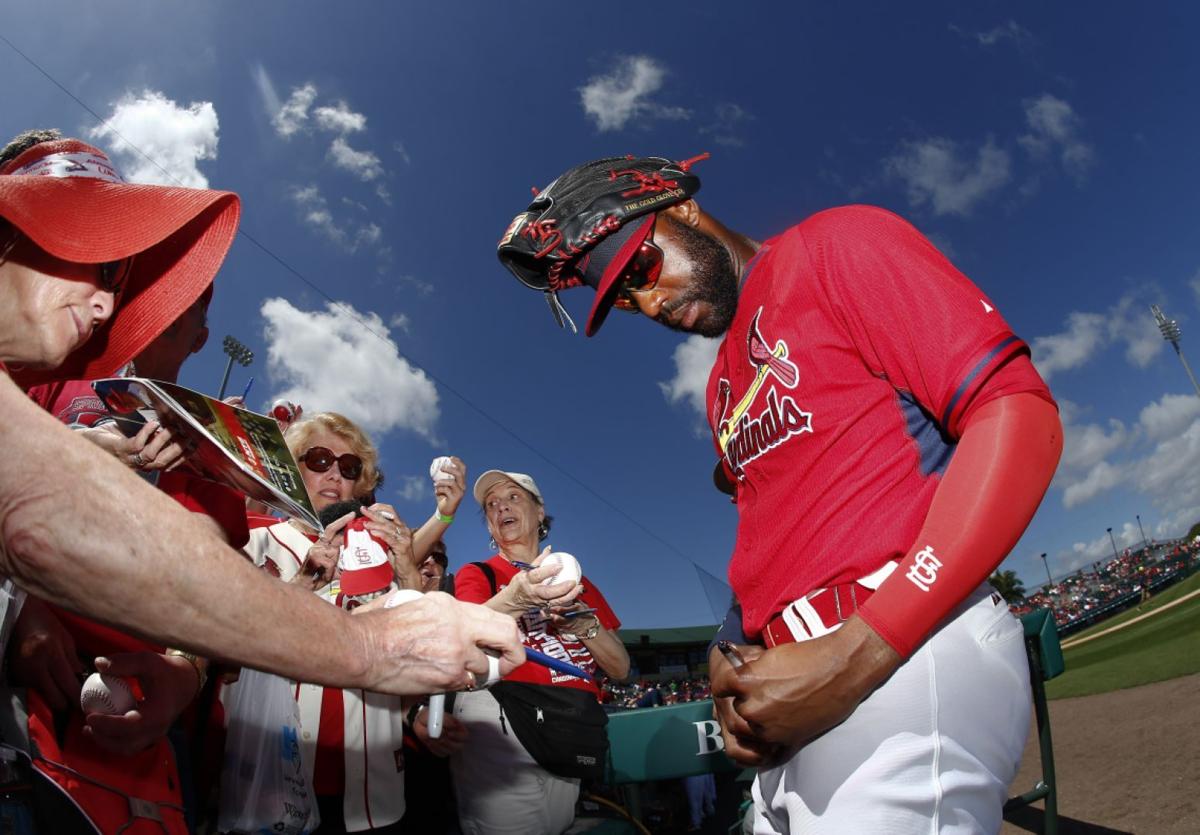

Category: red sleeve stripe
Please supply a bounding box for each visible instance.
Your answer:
[940,335,1028,429]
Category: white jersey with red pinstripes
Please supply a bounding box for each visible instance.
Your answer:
[707,205,1051,638]
[242,521,406,830]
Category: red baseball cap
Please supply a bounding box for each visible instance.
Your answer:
[578,214,656,337]
[0,138,240,385]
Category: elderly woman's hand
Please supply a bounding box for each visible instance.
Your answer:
[492,547,582,616]
[434,457,467,519]
[82,420,189,472]
[362,503,422,589]
[291,511,355,590]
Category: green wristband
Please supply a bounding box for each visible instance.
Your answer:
[436,512,455,524]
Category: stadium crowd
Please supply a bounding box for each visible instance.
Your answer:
[1010,540,1199,628]
[601,676,713,710]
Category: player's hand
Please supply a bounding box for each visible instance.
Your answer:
[7,597,85,712]
[493,547,581,616]
[355,592,525,694]
[707,643,784,767]
[413,705,468,757]
[83,652,199,755]
[293,511,355,590]
[714,616,901,750]
[434,457,467,518]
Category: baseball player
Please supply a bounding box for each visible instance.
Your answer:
[495,155,1062,833]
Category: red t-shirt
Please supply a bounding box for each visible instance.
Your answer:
[455,556,621,695]
[707,206,1053,637]
[27,379,110,427]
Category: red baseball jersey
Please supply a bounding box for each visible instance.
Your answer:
[456,556,621,694]
[707,206,1053,637]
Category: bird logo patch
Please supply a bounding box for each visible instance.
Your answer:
[712,308,812,480]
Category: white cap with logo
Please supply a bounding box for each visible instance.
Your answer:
[473,470,544,506]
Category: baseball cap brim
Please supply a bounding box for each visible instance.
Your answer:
[582,214,656,337]
[1,139,240,385]
[473,470,544,506]
[340,563,395,596]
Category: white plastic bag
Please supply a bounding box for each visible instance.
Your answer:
[218,669,319,835]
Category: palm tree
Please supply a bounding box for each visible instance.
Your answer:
[988,569,1026,604]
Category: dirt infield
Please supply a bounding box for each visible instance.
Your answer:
[1003,673,1200,834]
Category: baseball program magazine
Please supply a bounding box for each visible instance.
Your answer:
[91,378,321,531]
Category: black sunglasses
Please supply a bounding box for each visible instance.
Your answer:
[99,256,135,296]
[299,446,363,481]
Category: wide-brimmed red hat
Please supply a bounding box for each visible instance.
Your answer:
[0,138,240,385]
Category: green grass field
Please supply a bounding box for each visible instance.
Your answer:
[1046,572,1200,700]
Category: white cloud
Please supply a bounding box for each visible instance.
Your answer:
[950,20,1033,48]
[1139,393,1200,442]
[261,298,439,440]
[885,137,1010,216]
[1068,522,1142,568]
[328,137,383,181]
[289,185,382,252]
[314,101,367,134]
[579,55,689,131]
[1030,296,1163,380]
[396,475,427,502]
[1019,94,1095,182]
[90,90,218,188]
[389,313,412,333]
[659,335,721,426]
[251,64,281,122]
[699,102,754,148]
[1061,414,1128,474]
[1130,418,1200,515]
[1030,311,1108,379]
[273,83,317,138]
[1062,460,1124,508]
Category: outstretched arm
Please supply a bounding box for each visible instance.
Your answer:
[0,376,524,694]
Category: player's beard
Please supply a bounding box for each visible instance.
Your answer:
[659,216,739,337]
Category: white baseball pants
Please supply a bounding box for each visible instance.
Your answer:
[752,586,1031,834]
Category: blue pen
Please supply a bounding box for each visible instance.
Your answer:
[241,377,255,402]
[562,607,599,619]
[511,560,537,571]
[524,647,592,682]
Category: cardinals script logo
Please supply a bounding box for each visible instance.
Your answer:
[713,308,812,480]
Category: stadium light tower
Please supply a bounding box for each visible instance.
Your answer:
[1107,527,1120,562]
[1136,514,1147,551]
[1040,552,1053,589]
[217,335,254,399]
[1151,304,1200,399]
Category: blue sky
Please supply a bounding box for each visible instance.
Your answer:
[6,2,1200,626]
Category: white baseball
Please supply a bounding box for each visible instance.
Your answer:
[429,456,455,484]
[384,588,424,609]
[539,552,582,587]
[80,672,136,716]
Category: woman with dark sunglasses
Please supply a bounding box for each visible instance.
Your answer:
[244,411,469,832]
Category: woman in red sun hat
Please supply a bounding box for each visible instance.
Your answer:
[0,129,240,382]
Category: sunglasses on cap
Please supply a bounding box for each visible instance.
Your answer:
[299,446,364,481]
[611,235,665,313]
